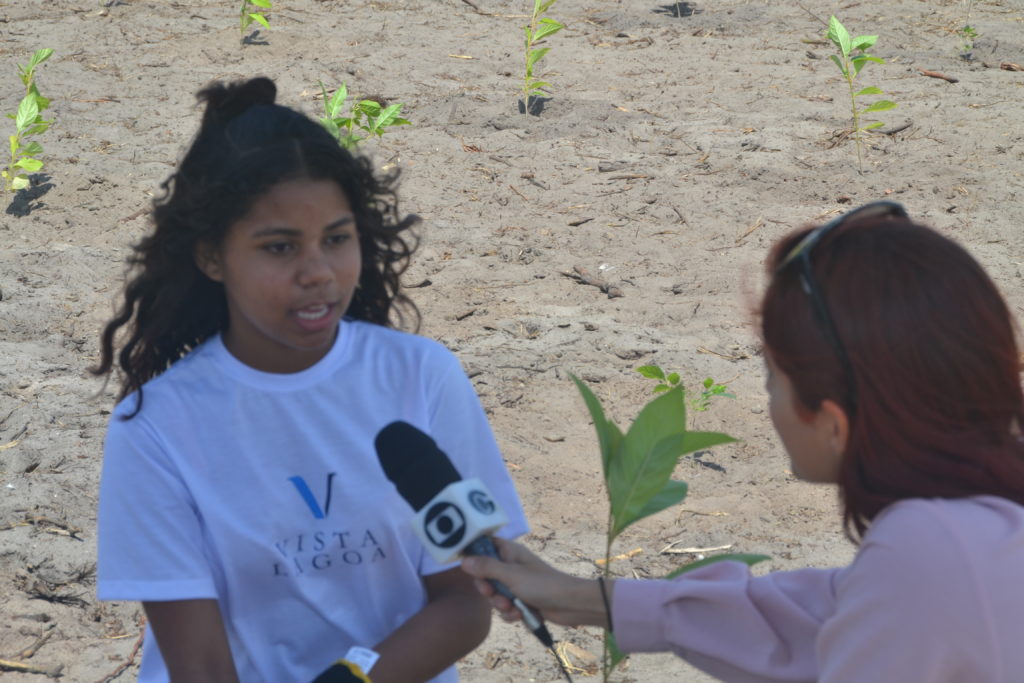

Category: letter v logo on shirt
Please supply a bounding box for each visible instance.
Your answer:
[288,473,336,519]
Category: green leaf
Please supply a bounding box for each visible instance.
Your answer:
[527,80,551,91]
[526,47,550,71]
[637,365,666,380]
[679,429,737,453]
[12,175,30,190]
[21,141,42,156]
[609,388,690,536]
[249,0,272,7]
[538,0,557,14]
[356,100,383,117]
[625,480,688,531]
[28,48,54,71]
[249,13,270,29]
[570,374,619,479]
[827,16,851,57]
[533,18,564,42]
[652,385,670,393]
[862,99,896,113]
[14,157,42,171]
[855,86,883,96]
[25,122,50,137]
[326,82,349,117]
[861,121,885,130]
[607,632,627,669]
[829,54,847,77]
[851,35,878,52]
[15,95,39,131]
[320,118,340,140]
[665,552,771,579]
[374,103,405,128]
[667,372,680,386]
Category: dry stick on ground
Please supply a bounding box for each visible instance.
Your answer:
[917,68,959,83]
[562,265,624,298]
[0,658,64,678]
[878,120,913,135]
[16,622,56,659]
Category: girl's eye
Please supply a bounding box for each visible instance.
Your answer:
[326,233,350,246]
[263,242,293,255]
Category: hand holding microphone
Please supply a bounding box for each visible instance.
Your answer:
[461,536,615,631]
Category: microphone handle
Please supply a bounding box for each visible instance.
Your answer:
[462,536,554,648]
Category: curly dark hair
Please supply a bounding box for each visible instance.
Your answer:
[93,77,419,416]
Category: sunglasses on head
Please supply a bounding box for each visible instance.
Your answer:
[774,200,909,411]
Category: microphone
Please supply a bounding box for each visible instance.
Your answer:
[374,421,556,649]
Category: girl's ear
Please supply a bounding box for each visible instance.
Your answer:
[194,242,224,282]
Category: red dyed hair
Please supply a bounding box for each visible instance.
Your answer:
[761,213,1024,538]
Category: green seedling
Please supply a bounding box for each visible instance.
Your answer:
[318,82,410,150]
[825,16,896,173]
[521,0,564,113]
[239,0,271,42]
[571,374,767,681]
[637,365,735,414]
[3,48,53,194]
[958,24,978,58]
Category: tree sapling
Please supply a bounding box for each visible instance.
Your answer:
[826,16,896,173]
[637,365,735,413]
[240,0,271,42]
[571,374,767,681]
[521,0,564,114]
[318,81,410,150]
[3,48,53,194]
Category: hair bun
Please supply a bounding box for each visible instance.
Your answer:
[197,77,277,126]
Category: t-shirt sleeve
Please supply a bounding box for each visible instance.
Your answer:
[417,347,530,575]
[816,501,992,682]
[614,561,839,683]
[97,408,218,601]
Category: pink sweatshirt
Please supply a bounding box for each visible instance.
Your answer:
[613,496,1024,682]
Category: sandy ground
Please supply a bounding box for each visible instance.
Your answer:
[1,0,1022,680]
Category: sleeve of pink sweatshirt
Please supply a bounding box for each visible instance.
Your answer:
[612,497,1024,683]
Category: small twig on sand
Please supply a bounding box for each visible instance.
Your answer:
[0,658,64,678]
[878,121,913,136]
[1001,62,1023,72]
[917,68,958,83]
[562,265,624,299]
[796,2,828,27]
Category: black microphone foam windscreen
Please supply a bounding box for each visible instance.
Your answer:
[375,421,462,511]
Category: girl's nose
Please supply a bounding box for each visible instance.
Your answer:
[297,248,333,286]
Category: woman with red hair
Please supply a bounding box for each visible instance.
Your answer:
[463,202,1024,682]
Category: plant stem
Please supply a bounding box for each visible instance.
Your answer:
[602,511,613,683]
[523,7,538,105]
[844,57,863,173]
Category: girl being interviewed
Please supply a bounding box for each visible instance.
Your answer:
[94,77,528,683]
[463,201,1024,682]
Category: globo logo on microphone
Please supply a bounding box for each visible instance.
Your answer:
[412,479,509,564]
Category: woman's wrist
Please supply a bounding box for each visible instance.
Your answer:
[558,576,614,629]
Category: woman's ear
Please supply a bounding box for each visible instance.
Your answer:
[194,242,224,282]
[818,398,850,463]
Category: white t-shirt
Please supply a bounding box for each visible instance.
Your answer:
[97,320,529,683]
